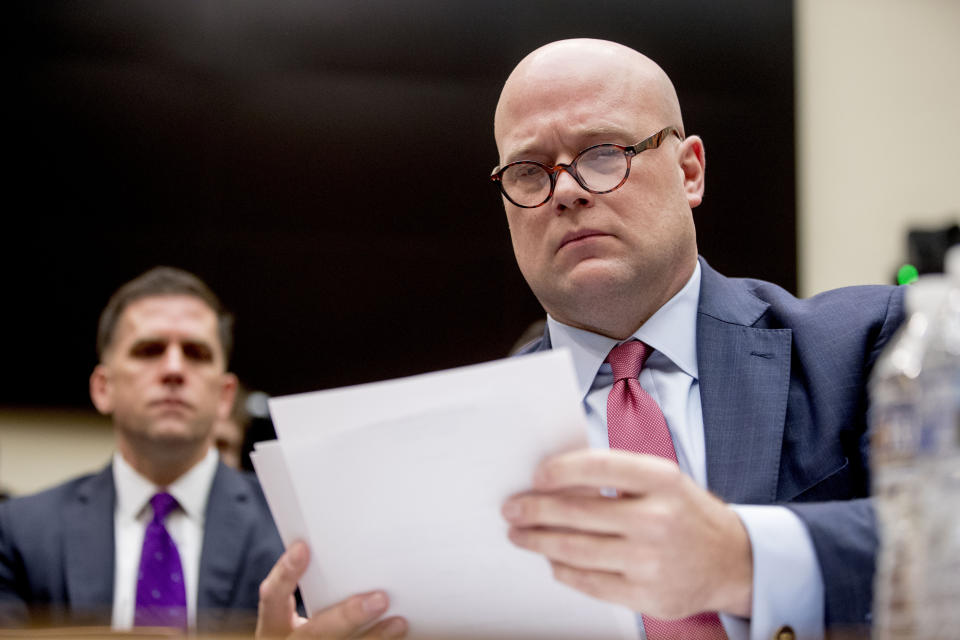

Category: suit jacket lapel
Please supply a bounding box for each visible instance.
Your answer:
[197,463,252,629]
[63,465,115,623]
[697,260,793,503]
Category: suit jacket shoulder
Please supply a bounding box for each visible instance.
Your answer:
[0,465,116,627]
[697,260,904,501]
[0,460,285,634]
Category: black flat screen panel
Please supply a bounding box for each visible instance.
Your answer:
[4,0,794,406]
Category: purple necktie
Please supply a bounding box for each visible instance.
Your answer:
[134,492,187,630]
[606,340,727,640]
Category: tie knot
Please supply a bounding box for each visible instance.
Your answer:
[149,492,178,522]
[605,340,652,381]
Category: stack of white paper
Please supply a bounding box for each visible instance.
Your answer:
[251,349,638,640]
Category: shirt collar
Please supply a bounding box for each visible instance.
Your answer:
[113,447,219,523]
[546,260,701,399]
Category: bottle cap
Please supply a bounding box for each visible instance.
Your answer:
[897,264,919,285]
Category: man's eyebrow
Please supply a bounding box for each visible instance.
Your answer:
[181,339,215,354]
[503,126,637,164]
[129,337,167,347]
[126,337,216,357]
[127,337,168,355]
[578,124,635,139]
[502,143,541,165]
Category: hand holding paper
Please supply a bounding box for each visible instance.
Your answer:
[502,449,753,620]
[256,541,407,639]
[251,350,637,639]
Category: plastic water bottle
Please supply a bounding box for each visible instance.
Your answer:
[916,246,960,638]
[870,274,948,639]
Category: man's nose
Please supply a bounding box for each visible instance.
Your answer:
[160,345,186,383]
[552,167,593,212]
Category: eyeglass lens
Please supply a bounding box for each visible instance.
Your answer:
[501,145,629,207]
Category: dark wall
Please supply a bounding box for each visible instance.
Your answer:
[5,0,795,407]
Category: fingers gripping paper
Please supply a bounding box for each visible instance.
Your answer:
[251,349,638,640]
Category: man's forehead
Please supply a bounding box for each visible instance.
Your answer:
[117,295,218,336]
[498,74,651,144]
[501,122,638,163]
[497,66,633,124]
[495,77,650,160]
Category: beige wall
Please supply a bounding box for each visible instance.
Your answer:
[0,409,114,497]
[796,0,960,296]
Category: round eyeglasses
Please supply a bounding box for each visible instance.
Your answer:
[490,126,682,208]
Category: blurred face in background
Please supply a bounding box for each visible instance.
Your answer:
[213,415,245,469]
[90,295,237,471]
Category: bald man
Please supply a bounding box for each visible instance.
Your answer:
[256,40,903,640]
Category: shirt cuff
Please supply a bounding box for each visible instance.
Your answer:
[721,505,825,640]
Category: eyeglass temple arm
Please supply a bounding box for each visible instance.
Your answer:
[627,126,683,156]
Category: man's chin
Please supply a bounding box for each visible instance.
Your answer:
[548,260,634,296]
[140,420,208,446]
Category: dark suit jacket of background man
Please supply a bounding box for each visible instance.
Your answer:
[0,460,284,633]
[518,257,905,630]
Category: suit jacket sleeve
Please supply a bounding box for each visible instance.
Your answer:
[0,498,30,626]
[783,283,905,628]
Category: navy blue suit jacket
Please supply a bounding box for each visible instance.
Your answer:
[0,459,284,633]
[518,258,905,630]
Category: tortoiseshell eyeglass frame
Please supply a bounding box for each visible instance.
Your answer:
[490,125,683,208]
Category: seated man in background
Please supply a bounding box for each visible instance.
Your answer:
[214,382,252,469]
[0,266,284,633]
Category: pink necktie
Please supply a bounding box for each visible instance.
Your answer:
[606,340,727,640]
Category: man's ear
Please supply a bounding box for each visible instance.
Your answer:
[90,365,113,415]
[679,135,706,208]
[217,373,239,421]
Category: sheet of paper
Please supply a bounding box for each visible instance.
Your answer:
[269,349,582,444]
[258,349,638,640]
[248,440,323,608]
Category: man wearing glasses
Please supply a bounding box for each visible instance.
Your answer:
[256,39,903,640]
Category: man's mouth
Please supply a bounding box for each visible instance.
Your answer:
[151,398,192,410]
[558,229,609,251]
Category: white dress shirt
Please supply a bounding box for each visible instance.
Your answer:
[545,261,825,640]
[111,447,218,630]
